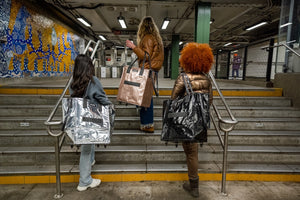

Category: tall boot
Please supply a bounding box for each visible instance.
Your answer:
[183,177,199,198]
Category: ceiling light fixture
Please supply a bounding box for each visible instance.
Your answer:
[224,43,232,47]
[118,13,127,29]
[246,21,267,31]
[77,17,91,27]
[99,35,106,41]
[161,18,170,30]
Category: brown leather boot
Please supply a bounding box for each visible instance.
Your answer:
[183,177,199,198]
[140,126,154,133]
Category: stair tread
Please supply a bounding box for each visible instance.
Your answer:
[0,129,299,136]
[227,163,300,173]
[235,117,300,121]
[1,145,300,153]
[0,163,299,174]
[218,106,300,110]
[1,116,300,121]
[1,104,299,109]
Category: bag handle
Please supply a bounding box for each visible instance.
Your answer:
[126,57,138,73]
[126,51,159,97]
[126,51,149,76]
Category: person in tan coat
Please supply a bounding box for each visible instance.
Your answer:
[171,43,213,198]
[126,16,164,133]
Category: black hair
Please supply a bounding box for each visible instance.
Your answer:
[70,54,95,97]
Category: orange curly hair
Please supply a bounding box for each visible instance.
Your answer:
[179,43,213,73]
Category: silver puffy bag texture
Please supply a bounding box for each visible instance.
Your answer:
[62,98,114,145]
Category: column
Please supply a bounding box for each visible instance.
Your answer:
[171,35,180,80]
[195,2,211,43]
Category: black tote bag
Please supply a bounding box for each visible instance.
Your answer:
[161,73,210,143]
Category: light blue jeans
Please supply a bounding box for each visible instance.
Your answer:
[79,144,95,186]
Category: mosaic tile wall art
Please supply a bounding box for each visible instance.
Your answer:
[0,0,83,78]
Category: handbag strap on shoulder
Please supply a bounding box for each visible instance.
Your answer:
[139,51,151,76]
[152,71,159,97]
[181,73,194,95]
[144,51,159,97]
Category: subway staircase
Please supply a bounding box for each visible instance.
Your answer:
[0,79,300,184]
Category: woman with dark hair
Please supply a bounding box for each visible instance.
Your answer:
[70,54,112,192]
[126,16,164,133]
[171,43,213,198]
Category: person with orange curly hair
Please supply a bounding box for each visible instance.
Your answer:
[171,42,213,198]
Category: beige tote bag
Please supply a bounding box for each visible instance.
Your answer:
[117,52,154,108]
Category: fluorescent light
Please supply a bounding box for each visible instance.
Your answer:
[118,16,127,29]
[77,17,91,27]
[246,22,267,31]
[161,18,170,30]
[99,35,106,41]
[280,22,292,28]
[224,43,232,47]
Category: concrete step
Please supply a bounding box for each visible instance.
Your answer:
[0,94,292,107]
[1,86,299,179]
[1,105,300,118]
[0,162,298,175]
[1,116,300,131]
[232,117,300,130]
[0,130,299,147]
[0,145,299,165]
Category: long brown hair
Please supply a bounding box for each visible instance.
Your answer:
[70,54,95,97]
[137,16,163,50]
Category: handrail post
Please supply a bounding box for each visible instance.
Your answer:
[83,40,93,54]
[221,130,229,195]
[209,70,238,195]
[91,40,101,59]
[54,136,63,199]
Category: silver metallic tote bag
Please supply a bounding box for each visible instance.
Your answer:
[62,87,114,145]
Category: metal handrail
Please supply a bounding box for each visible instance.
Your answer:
[44,40,101,199]
[208,71,238,195]
[268,43,300,57]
